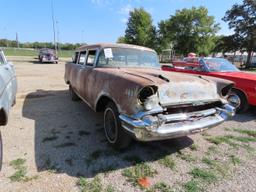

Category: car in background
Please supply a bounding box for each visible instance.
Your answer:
[162,57,256,112]
[38,48,58,64]
[0,49,17,170]
[65,43,235,149]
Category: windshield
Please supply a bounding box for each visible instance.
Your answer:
[97,47,160,68]
[204,58,239,72]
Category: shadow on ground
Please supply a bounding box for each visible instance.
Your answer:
[28,59,58,64]
[22,89,193,178]
[231,106,256,123]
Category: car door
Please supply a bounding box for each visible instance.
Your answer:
[0,52,13,109]
[79,49,98,105]
[70,51,87,94]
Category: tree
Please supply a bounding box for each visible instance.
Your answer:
[116,36,126,43]
[223,0,256,68]
[158,7,220,56]
[213,35,243,54]
[124,8,157,50]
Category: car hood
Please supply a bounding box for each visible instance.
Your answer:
[116,68,222,106]
[211,71,256,81]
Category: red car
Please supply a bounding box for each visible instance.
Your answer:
[162,57,256,112]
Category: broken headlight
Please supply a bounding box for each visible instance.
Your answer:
[138,86,159,111]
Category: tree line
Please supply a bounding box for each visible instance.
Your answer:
[118,0,256,68]
[0,39,82,51]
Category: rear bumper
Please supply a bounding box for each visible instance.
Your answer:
[119,104,235,141]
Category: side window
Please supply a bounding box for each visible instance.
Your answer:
[72,52,79,64]
[78,51,87,65]
[86,50,97,66]
[0,53,4,65]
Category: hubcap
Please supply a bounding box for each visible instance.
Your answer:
[104,108,118,143]
[228,94,241,109]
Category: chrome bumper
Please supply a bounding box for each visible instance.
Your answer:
[119,104,235,141]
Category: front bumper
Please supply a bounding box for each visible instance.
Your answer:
[119,104,235,141]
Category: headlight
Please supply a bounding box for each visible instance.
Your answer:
[138,86,159,111]
[144,95,159,110]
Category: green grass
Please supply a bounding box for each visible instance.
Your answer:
[3,48,73,58]
[9,158,27,182]
[147,182,173,192]
[190,168,217,183]
[229,155,241,166]
[189,144,198,151]
[9,158,38,182]
[202,158,218,167]
[10,158,26,169]
[159,156,175,170]
[78,176,102,192]
[177,151,196,162]
[233,128,256,137]
[183,180,201,192]
[105,185,116,192]
[122,163,157,187]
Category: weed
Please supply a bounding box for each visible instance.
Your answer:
[206,146,218,155]
[10,158,26,169]
[78,176,102,192]
[177,151,196,162]
[183,180,201,192]
[189,144,198,151]
[233,128,256,137]
[190,168,217,183]
[202,158,218,166]
[159,156,175,170]
[229,155,241,166]
[9,168,27,182]
[147,182,173,192]
[9,158,38,182]
[105,185,115,192]
[122,163,157,186]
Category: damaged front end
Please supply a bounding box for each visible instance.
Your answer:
[119,81,235,141]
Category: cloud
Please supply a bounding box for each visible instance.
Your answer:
[119,4,133,15]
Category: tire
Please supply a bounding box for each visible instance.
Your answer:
[0,131,2,171]
[228,89,249,113]
[104,101,132,149]
[69,85,80,101]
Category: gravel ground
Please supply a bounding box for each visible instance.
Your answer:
[0,56,255,192]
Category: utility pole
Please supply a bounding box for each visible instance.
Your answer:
[51,0,57,55]
[16,32,19,48]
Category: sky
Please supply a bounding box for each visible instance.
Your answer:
[0,0,243,44]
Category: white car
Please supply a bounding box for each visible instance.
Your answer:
[0,49,17,170]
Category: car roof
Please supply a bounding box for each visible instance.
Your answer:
[77,43,155,52]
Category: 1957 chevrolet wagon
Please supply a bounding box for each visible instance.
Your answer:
[65,43,235,149]
[0,49,17,170]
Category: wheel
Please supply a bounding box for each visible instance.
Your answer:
[0,132,2,171]
[69,85,80,101]
[104,102,132,149]
[228,89,249,113]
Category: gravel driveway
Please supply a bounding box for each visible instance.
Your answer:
[0,56,255,192]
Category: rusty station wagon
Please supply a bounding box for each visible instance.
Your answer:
[64,43,235,149]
